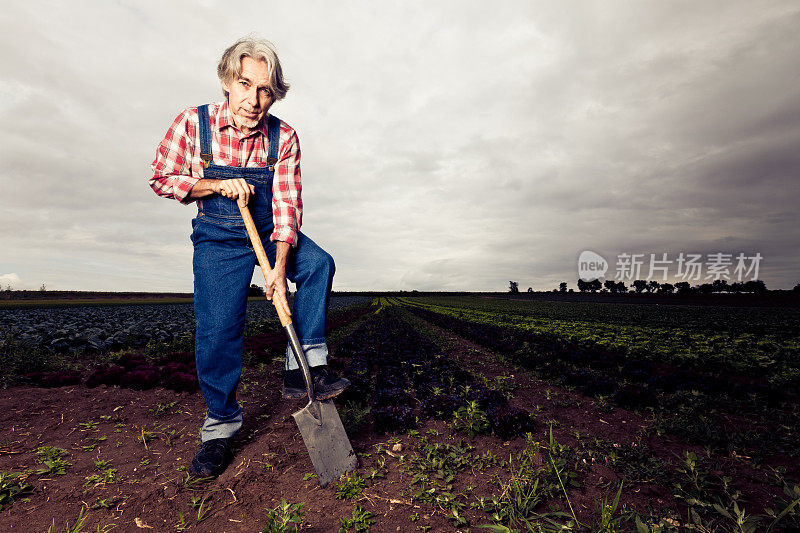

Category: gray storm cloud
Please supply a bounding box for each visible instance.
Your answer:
[1,1,798,291]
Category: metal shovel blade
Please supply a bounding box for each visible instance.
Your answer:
[292,399,358,487]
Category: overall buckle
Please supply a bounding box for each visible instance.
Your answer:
[267,156,278,172]
[200,153,213,169]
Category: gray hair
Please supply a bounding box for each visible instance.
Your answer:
[217,37,289,101]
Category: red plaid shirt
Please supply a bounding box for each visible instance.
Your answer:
[150,101,302,247]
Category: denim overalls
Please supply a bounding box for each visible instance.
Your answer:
[190,104,335,441]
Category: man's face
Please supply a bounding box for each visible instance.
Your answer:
[222,56,275,134]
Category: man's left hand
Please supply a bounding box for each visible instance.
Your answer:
[265,241,292,318]
[265,266,291,317]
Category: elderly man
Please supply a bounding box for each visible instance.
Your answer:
[149,37,349,477]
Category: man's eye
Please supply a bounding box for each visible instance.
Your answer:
[239,80,249,87]
[259,88,271,96]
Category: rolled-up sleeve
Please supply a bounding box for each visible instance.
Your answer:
[149,109,200,205]
[270,129,303,247]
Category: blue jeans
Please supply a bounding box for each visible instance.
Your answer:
[191,215,335,441]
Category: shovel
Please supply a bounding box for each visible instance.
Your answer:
[238,203,358,487]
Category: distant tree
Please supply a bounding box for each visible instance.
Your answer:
[248,284,266,297]
[603,280,617,293]
[577,279,588,292]
[568,288,574,293]
[675,281,692,294]
[743,280,767,293]
[615,281,627,293]
[588,279,602,292]
[39,282,47,292]
[559,282,567,293]
[712,279,729,293]
[509,281,519,293]
[647,280,660,293]
[527,287,533,293]
[632,280,647,293]
[794,283,800,292]
[659,283,675,294]
[696,283,714,294]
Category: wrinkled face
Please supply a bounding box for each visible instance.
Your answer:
[222,56,275,134]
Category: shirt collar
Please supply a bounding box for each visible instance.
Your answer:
[216,101,269,138]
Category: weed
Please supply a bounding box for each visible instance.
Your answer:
[340,401,371,434]
[196,495,212,523]
[405,439,474,486]
[491,374,518,398]
[339,505,375,532]
[262,499,305,533]
[592,436,665,484]
[136,428,156,446]
[91,497,118,509]
[0,471,33,511]
[149,401,177,416]
[302,472,316,481]
[336,471,366,500]
[36,446,71,476]
[435,491,468,527]
[476,465,542,526]
[176,512,189,532]
[452,400,491,437]
[84,468,118,488]
[47,506,87,533]
[181,472,213,491]
[590,482,625,532]
[366,467,385,481]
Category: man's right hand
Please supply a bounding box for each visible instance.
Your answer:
[215,178,255,207]
[187,178,255,206]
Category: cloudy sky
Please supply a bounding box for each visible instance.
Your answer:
[1,1,798,292]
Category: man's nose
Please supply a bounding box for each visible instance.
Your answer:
[247,88,258,107]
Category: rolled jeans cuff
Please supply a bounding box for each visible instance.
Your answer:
[201,411,242,442]
[285,342,328,370]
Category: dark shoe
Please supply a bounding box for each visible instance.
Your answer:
[189,437,233,477]
[282,365,350,401]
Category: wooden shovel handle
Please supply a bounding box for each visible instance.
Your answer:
[237,203,292,327]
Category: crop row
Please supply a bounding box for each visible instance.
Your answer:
[401,302,800,457]
[21,302,375,392]
[0,296,371,354]
[331,307,535,440]
[397,296,800,382]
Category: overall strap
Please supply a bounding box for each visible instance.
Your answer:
[266,115,280,171]
[197,104,213,169]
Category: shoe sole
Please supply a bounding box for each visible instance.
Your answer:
[281,384,349,401]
